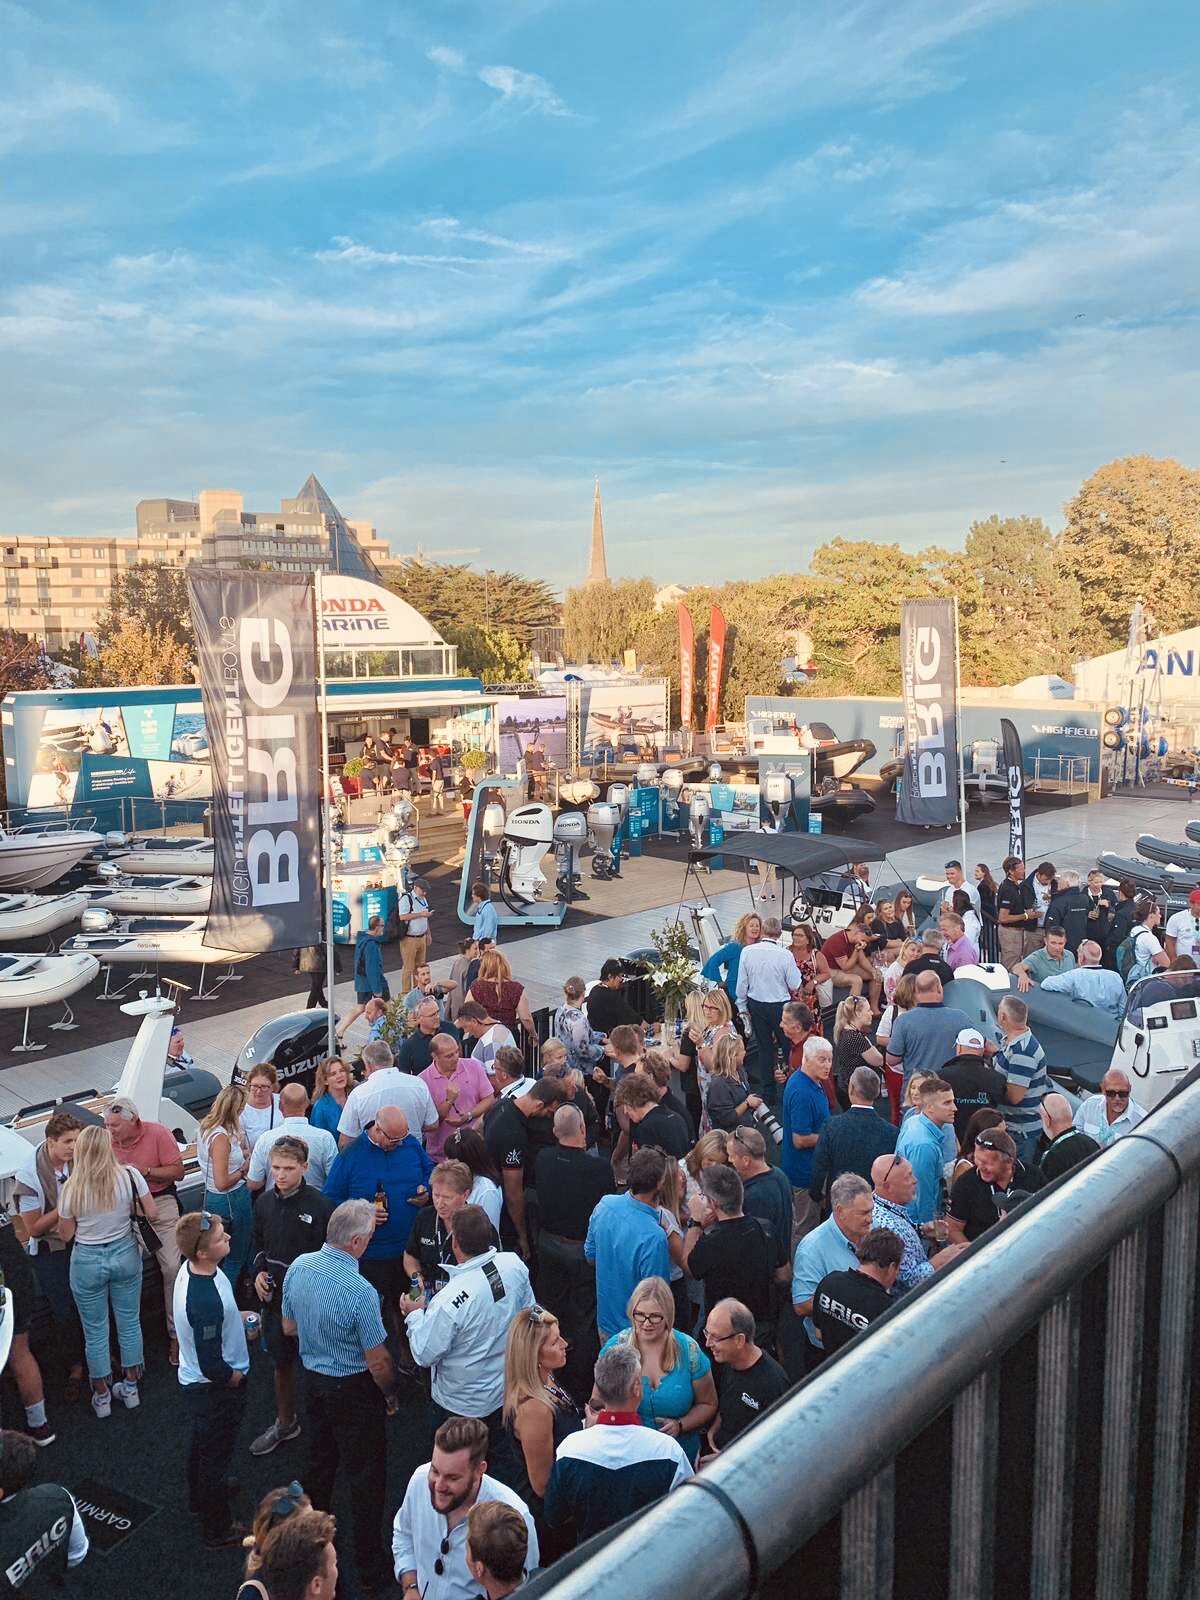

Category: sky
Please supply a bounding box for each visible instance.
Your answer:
[1,0,1198,593]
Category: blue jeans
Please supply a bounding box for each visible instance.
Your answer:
[69,1235,145,1380]
[203,1185,253,1287]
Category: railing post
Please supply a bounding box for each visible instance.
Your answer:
[1148,1177,1200,1600]
[949,1366,999,1600]
[839,1462,894,1600]
[1030,1287,1081,1600]
[1096,1225,1147,1600]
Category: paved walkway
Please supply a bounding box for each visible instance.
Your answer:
[8,790,1193,1111]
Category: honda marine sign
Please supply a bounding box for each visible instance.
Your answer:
[896,598,960,828]
[188,570,321,953]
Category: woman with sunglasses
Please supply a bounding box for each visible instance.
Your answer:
[501,1306,581,1561]
[949,1108,1007,1188]
[599,1277,716,1465]
[309,1056,354,1138]
[174,1209,250,1550]
[240,1481,313,1596]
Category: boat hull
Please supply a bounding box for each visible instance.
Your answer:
[0,833,105,890]
[0,951,100,1008]
[0,893,87,939]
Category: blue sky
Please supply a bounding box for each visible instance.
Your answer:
[1,0,1197,592]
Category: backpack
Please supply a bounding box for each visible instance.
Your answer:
[1116,932,1155,987]
[354,937,368,984]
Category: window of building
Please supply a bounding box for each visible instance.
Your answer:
[92,547,105,558]
[72,588,83,598]
[95,587,107,598]
[94,568,106,578]
[19,558,28,568]
[70,548,82,558]
[71,567,82,578]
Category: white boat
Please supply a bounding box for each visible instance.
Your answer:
[0,823,105,890]
[0,950,100,1052]
[0,892,86,940]
[62,913,250,1000]
[107,837,214,876]
[78,874,212,917]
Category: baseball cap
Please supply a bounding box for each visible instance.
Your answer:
[955,1027,985,1049]
[976,1129,1017,1159]
[993,1187,1032,1215]
[1189,889,1200,905]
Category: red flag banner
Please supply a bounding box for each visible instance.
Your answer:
[706,606,727,731]
[678,604,695,728]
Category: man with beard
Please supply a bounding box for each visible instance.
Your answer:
[392,1416,538,1599]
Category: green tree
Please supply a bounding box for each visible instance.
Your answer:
[96,565,194,650]
[562,578,656,663]
[388,562,558,643]
[83,625,193,688]
[947,515,1084,685]
[0,637,51,807]
[441,623,531,682]
[1060,456,1200,643]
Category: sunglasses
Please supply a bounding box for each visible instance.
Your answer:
[271,1481,306,1520]
[527,1305,554,1325]
[705,1329,740,1344]
[434,1534,451,1577]
[1103,1089,1130,1100]
[976,1138,1012,1152]
[198,1211,214,1232]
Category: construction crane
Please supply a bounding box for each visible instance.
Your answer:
[398,545,481,566]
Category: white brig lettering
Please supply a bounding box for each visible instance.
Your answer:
[912,624,948,797]
[239,619,300,908]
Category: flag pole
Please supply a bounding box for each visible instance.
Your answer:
[954,597,968,869]
[315,571,337,1058]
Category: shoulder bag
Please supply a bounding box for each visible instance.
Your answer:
[129,1172,159,1255]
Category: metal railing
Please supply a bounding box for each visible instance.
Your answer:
[1031,753,1092,792]
[529,1071,1200,1600]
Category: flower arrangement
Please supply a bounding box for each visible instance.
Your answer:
[646,920,701,1016]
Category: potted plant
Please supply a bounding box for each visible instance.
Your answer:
[459,748,488,818]
[645,920,701,1035]
[341,756,364,798]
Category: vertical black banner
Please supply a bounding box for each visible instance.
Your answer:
[896,598,960,827]
[188,570,321,952]
[1000,717,1027,862]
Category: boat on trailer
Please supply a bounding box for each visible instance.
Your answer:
[61,913,250,999]
[0,950,99,1052]
[104,837,214,876]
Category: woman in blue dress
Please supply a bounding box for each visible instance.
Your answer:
[599,1276,717,1464]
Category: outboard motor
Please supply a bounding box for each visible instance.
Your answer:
[661,769,684,829]
[553,811,588,901]
[80,908,116,934]
[764,771,794,832]
[496,804,553,908]
[690,905,725,967]
[480,801,508,883]
[607,783,630,878]
[688,791,710,859]
[588,802,618,880]
[636,763,658,789]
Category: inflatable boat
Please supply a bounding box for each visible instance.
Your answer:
[1138,834,1200,870]
[810,782,876,828]
[0,892,87,940]
[62,913,250,999]
[0,821,106,890]
[107,837,214,875]
[78,873,212,917]
[1097,852,1200,898]
[0,950,100,1052]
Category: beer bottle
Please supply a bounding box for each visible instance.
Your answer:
[374,1181,388,1222]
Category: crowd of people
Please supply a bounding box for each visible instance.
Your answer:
[1,847,1174,1597]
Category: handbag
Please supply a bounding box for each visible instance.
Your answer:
[129,1176,159,1255]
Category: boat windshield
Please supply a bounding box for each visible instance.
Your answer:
[1124,970,1200,1025]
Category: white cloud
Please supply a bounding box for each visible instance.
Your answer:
[426,45,465,71]
[479,64,569,116]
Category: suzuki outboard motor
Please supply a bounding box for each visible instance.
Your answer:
[764,771,794,832]
[606,783,630,878]
[552,810,588,902]
[496,804,553,909]
[688,791,710,858]
[661,768,684,829]
[588,802,618,880]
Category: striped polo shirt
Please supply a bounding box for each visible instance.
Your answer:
[281,1242,387,1376]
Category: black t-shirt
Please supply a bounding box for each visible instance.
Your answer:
[902,954,954,986]
[742,1166,793,1271]
[714,1351,791,1449]
[1034,1128,1100,1189]
[405,1205,499,1291]
[832,1028,873,1092]
[533,1145,616,1240]
[876,918,907,944]
[397,1031,437,1075]
[631,1104,691,1159]
[940,1055,1006,1140]
[949,1165,1023,1241]
[997,877,1037,929]
[0,1483,77,1592]
[689,1215,773,1323]
[813,1268,894,1354]
[661,1087,695,1141]
[484,1098,532,1185]
[585,983,642,1033]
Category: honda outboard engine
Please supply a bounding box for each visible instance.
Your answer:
[588,802,618,880]
[661,769,684,829]
[552,811,588,902]
[496,804,553,908]
[80,908,116,934]
[606,782,630,878]
[688,791,710,854]
[764,771,794,832]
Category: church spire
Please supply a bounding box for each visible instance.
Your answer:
[587,479,609,584]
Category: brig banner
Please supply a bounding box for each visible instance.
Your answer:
[896,598,959,828]
[1001,717,1027,861]
[188,570,321,952]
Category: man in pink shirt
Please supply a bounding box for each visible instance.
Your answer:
[940,912,980,971]
[105,1096,186,1363]
[419,1034,496,1160]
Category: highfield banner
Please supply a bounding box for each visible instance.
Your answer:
[188,570,321,952]
[897,598,959,828]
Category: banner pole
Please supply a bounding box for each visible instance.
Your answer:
[954,597,968,869]
[316,571,337,1059]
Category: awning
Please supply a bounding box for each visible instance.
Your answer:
[691,831,887,875]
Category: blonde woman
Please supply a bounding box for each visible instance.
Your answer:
[197,1084,253,1287]
[554,976,604,1074]
[58,1124,156,1418]
[831,996,884,1108]
[877,973,916,1124]
[469,949,535,1038]
[599,1277,717,1464]
[675,992,706,1131]
[681,1131,729,1222]
[502,1307,581,1560]
[704,1032,761,1133]
[700,910,763,1006]
[884,939,923,1003]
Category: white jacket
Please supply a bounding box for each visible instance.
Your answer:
[405,1246,534,1415]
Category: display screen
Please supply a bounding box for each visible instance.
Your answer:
[1170,1000,1197,1021]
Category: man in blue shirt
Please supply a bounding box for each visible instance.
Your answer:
[894,1077,957,1224]
[324,1105,435,1323]
[790,1173,875,1370]
[584,1148,670,1340]
[885,972,972,1095]
[1041,939,1127,1021]
[781,1037,832,1236]
[471,881,499,946]
[994,995,1049,1165]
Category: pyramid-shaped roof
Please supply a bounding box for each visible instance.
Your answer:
[290,473,380,581]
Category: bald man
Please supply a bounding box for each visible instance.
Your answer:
[1030,1092,1099,1188]
[247,1081,340,1193]
[325,1103,436,1320]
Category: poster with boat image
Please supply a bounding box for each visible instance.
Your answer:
[29,705,130,808]
[496,695,567,772]
[581,682,667,762]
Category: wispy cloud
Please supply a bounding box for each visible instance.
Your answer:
[479,64,570,116]
[427,44,465,71]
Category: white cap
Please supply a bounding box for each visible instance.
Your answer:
[955,1028,985,1049]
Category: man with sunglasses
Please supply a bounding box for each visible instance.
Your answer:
[1072,1068,1146,1147]
[869,1154,965,1292]
[947,1129,1024,1244]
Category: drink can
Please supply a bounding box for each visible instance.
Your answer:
[243,1311,261,1340]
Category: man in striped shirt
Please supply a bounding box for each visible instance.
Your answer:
[994,995,1049,1167]
[282,1199,398,1597]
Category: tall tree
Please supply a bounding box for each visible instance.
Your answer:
[562,578,656,663]
[388,562,558,643]
[1060,456,1200,643]
[947,515,1084,686]
[83,625,193,688]
[96,565,194,650]
[441,623,531,682]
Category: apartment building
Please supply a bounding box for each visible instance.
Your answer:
[0,534,131,649]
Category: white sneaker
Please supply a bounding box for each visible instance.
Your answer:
[91,1389,112,1419]
[112,1380,139,1410]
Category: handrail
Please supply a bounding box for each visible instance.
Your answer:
[528,1073,1200,1600]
